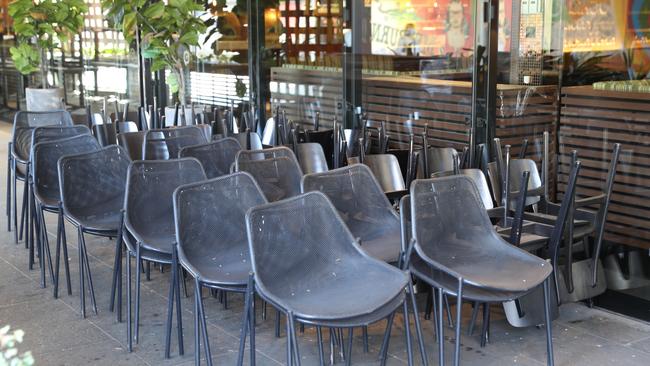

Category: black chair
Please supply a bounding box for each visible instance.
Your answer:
[362,154,407,196]
[418,145,459,178]
[144,129,207,160]
[239,191,426,366]
[305,129,334,168]
[407,175,563,366]
[235,149,303,202]
[173,172,267,366]
[124,158,207,356]
[179,138,242,179]
[295,143,328,174]
[58,145,131,318]
[31,135,101,297]
[117,131,146,161]
[92,123,118,147]
[302,164,402,264]
[9,110,73,243]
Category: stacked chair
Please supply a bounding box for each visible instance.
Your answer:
[15,100,630,366]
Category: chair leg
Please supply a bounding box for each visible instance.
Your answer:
[80,229,98,315]
[12,160,18,243]
[35,200,44,288]
[237,276,254,366]
[164,248,176,359]
[286,312,293,366]
[344,327,353,366]
[543,279,555,366]
[6,145,11,232]
[424,288,432,320]
[134,245,142,344]
[40,206,54,287]
[19,177,27,243]
[126,251,132,352]
[249,290,256,366]
[445,294,454,328]
[453,280,464,366]
[480,303,490,348]
[402,299,414,366]
[194,281,201,366]
[468,301,480,336]
[288,312,301,366]
[110,231,122,313]
[362,326,369,353]
[275,310,281,337]
[432,287,439,342]
[174,249,185,356]
[78,227,86,318]
[408,282,428,366]
[60,217,71,295]
[316,326,325,366]
[197,282,214,366]
[437,288,444,366]
[53,211,63,299]
[379,312,395,366]
[329,328,336,365]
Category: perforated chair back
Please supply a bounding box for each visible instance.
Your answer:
[295,143,328,174]
[117,131,146,161]
[363,154,406,193]
[236,155,303,202]
[173,172,267,284]
[12,110,73,161]
[245,191,408,319]
[179,138,242,178]
[410,176,551,292]
[236,146,297,164]
[146,126,208,141]
[32,125,91,147]
[143,130,206,160]
[302,164,401,262]
[58,145,131,229]
[125,159,206,254]
[31,135,101,207]
[432,169,495,209]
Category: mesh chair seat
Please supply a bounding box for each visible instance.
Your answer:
[235,146,298,163]
[64,210,122,233]
[411,176,552,293]
[302,164,402,263]
[178,138,242,178]
[409,254,527,302]
[246,192,409,321]
[236,156,302,202]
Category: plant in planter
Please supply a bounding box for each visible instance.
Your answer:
[8,0,87,86]
[102,0,207,119]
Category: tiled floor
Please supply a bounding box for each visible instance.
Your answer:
[1,122,650,365]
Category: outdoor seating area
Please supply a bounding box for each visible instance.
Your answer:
[0,107,649,366]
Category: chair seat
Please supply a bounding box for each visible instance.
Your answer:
[261,263,409,321]
[525,211,591,228]
[180,245,251,287]
[410,255,531,302]
[130,230,175,255]
[359,230,402,263]
[66,209,122,233]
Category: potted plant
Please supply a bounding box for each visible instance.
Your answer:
[8,0,87,111]
[102,0,207,125]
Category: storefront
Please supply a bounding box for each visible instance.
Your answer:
[1,0,649,320]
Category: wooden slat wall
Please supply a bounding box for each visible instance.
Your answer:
[270,66,557,177]
[559,86,650,250]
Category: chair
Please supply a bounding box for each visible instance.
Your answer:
[179,138,242,179]
[9,110,73,243]
[124,158,207,356]
[117,131,146,161]
[58,145,131,319]
[295,143,328,174]
[235,149,303,202]
[305,129,334,168]
[118,121,139,133]
[407,175,561,366]
[173,172,267,366]
[302,164,402,263]
[92,123,118,147]
[31,135,101,298]
[236,146,298,164]
[233,131,263,150]
[362,154,406,195]
[418,145,459,178]
[144,129,207,160]
[239,191,425,366]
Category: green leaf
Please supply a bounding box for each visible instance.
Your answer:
[178,32,198,46]
[166,73,179,93]
[142,2,165,19]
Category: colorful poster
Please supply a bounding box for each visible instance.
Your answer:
[370,0,474,57]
